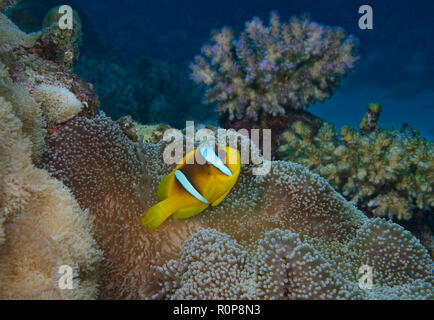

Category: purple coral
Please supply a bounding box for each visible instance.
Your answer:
[190,12,359,121]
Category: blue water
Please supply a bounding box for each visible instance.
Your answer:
[30,0,434,139]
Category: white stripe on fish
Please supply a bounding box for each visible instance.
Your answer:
[200,146,232,176]
[174,169,209,204]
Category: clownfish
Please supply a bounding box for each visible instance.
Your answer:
[139,146,241,230]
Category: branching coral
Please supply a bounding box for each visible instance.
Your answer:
[190,11,359,122]
[278,120,434,221]
[41,116,433,299]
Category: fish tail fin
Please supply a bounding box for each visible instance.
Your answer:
[138,198,178,231]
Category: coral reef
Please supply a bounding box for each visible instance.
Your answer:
[190,11,359,123]
[0,12,99,124]
[278,120,433,222]
[0,11,100,299]
[41,115,433,299]
[2,4,432,300]
[32,83,83,124]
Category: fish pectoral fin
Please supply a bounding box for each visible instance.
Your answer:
[172,204,209,219]
[211,189,231,206]
[138,198,179,230]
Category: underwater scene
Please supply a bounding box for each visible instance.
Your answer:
[0,0,433,302]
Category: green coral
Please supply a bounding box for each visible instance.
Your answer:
[278,120,433,221]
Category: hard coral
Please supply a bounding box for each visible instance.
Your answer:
[278,120,434,221]
[190,11,359,122]
[41,117,433,299]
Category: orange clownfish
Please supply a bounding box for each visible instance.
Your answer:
[139,146,241,230]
